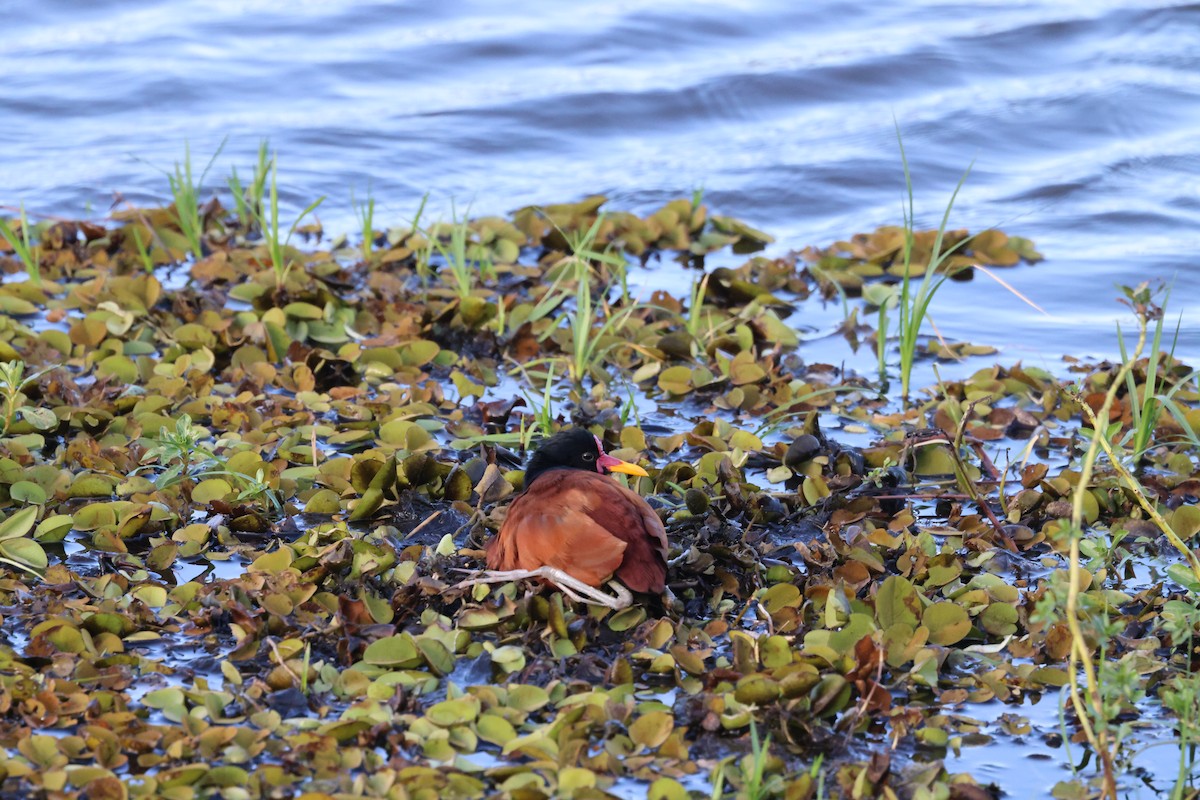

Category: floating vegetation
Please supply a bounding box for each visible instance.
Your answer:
[0,146,1195,800]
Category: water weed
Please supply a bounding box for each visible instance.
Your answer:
[130,225,155,273]
[893,127,975,401]
[553,211,629,304]
[227,139,270,232]
[155,138,227,260]
[1056,284,1200,798]
[138,414,219,489]
[0,204,41,286]
[0,360,55,435]
[354,186,377,261]
[423,204,479,301]
[1117,286,1180,460]
[253,154,326,292]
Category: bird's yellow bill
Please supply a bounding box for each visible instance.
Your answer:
[605,460,649,478]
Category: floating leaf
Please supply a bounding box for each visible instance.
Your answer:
[980,603,1018,637]
[1171,505,1200,539]
[426,696,481,727]
[628,711,674,749]
[34,514,73,542]
[361,635,422,668]
[490,645,526,674]
[608,606,647,631]
[192,478,233,504]
[0,537,47,572]
[251,547,294,574]
[876,576,921,629]
[477,713,517,746]
[0,506,38,540]
[922,602,971,646]
[657,365,693,396]
[10,481,46,505]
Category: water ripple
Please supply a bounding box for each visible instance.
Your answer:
[2,0,1199,362]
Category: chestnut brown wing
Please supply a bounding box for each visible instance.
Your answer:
[485,471,667,593]
[485,472,628,588]
[578,478,668,594]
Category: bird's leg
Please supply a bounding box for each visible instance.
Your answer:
[451,568,631,610]
[604,580,632,610]
[537,569,631,610]
[451,503,487,542]
[662,585,683,615]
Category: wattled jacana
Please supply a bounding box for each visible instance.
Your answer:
[456,428,668,609]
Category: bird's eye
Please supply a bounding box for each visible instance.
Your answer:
[582,452,595,461]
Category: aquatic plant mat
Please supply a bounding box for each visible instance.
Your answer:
[0,184,1198,800]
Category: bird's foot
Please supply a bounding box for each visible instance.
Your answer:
[662,585,684,615]
[451,568,632,610]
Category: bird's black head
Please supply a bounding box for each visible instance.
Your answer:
[522,428,650,489]
[523,428,606,487]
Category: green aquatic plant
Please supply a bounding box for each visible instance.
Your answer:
[140,415,284,512]
[301,642,313,695]
[710,718,781,800]
[219,467,284,513]
[0,204,41,286]
[0,360,55,435]
[683,274,742,349]
[130,225,155,273]
[253,155,326,292]
[887,130,1047,400]
[893,128,974,402]
[139,414,219,489]
[503,263,575,339]
[514,236,648,386]
[743,718,775,800]
[421,204,485,301]
[554,211,629,304]
[563,257,605,383]
[526,362,558,442]
[1155,372,1200,451]
[408,191,429,238]
[556,258,646,386]
[228,139,270,231]
[1117,287,1180,460]
[862,282,898,386]
[809,755,827,800]
[164,138,226,260]
[685,273,712,342]
[619,382,642,428]
[405,192,433,284]
[1055,285,1200,800]
[354,186,377,260]
[1161,671,1200,800]
[647,273,742,361]
[1073,290,1200,583]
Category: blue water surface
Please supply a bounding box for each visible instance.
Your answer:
[2,0,1199,365]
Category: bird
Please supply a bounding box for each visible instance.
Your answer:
[456,428,668,609]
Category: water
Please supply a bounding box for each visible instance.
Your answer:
[947,694,1192,798]
[3,0,1199,368]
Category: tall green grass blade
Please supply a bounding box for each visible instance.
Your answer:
[168,138,227,260]
[253,154,325,290]
[227,139,270,231]
[354,186,377,260]
[893,122,975,401]
[0,204,41,286]
[131,225,155,273]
